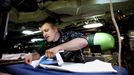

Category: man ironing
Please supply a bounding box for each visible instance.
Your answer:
[25,16,88,64]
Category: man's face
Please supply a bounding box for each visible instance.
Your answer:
[40,23,57,42]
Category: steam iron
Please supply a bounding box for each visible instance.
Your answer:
[39,52,64,66]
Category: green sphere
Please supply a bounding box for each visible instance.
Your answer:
[87,32,115,52]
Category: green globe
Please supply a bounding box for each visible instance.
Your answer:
[87,32,115,52]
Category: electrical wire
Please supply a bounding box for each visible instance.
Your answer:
[3,12,9,40]
[109,0,122,75]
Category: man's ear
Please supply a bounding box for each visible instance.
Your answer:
[39,27,41,31]
[54,27,58,32]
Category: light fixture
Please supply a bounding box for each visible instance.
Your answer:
[83,23,103,28]
[83,16,103,29]
[94,0,128,4]
[22,30,41,35]
[31,38,44,42]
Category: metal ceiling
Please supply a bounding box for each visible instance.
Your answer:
[9,0,134,23]
[1,0,134,41]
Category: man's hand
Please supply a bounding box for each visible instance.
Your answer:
[45,46,60,58]
[24,53,32,64]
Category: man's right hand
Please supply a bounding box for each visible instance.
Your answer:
[24,53,32,64]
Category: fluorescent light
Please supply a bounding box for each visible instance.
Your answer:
[31,38,44,42]
[120,36,124,40]
[22,30,41,35]
[22,30,33,35]
[83,23,103,28]
[94,0,128,4]
[129,36,134,38]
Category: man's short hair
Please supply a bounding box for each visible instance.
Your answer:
[40,16,57,27]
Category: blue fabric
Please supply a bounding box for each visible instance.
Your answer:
[1,64,128,75]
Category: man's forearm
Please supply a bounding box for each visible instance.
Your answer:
[57,38,88,51]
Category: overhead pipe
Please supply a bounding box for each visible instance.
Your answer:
[0,0,12,58]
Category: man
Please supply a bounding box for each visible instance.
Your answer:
[0,17,128,75]
[25,17,88,64]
